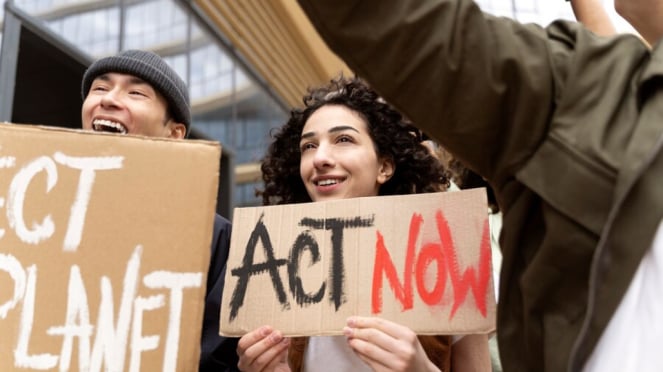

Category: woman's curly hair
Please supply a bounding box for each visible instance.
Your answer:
[259,76,450,205]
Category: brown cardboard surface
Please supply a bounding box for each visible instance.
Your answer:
[0,123,220,371]
[221,188,496,336]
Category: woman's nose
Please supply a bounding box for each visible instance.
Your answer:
[312,143,335,169]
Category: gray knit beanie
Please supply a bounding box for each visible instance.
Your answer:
[81,49,191,134]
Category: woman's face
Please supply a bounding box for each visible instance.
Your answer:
[299,105,394,202]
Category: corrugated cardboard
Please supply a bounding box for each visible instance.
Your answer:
[221,188,495,336]
[0,123,220,371]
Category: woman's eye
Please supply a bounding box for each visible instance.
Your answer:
[337,135,354,143]
[92,85,108,92]
[130,90,147,97]
[300,143,316,152]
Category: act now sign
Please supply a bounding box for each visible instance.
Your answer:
[220,189,496,336]
[0,123,220,371]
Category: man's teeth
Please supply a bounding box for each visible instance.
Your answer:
[92,119,127,134]
[318,179,339,186]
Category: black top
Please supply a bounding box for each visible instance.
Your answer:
[199,214,240,371]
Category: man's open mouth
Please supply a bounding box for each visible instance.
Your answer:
[92,119,128,135]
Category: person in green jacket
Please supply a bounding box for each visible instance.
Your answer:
[295,0,663,371]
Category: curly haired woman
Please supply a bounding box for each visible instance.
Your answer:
[236,76,490,372]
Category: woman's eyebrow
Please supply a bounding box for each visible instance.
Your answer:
[301,125,359,140]
[328,125,359,134]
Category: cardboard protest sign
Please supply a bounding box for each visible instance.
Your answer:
[221,188,495,336]
[0,123,220,371]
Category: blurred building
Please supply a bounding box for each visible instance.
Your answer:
[0,0,625,216]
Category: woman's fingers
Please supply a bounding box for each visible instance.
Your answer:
[347,317,418,352]
[345,317,436,372]
[344,329,395,371]
[237,326,291,372]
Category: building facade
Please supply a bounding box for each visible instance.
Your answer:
[0,0,627,213]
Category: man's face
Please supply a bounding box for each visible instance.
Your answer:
[82,72,185,139]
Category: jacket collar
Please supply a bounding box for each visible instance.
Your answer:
[637,39,663,102]
[620,40,663,199]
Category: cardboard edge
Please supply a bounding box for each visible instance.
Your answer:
[0,122,221,148]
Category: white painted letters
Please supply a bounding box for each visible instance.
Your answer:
[47,266,93,372]
[90,245,142,372]
[0,253,25,319]
[144,271,203,372]
[7,156,57,245]
[129,295,165,372]
[0,150,204,371]
[53,152,123,252]
[14,265,59,370]
[0,155,16,239]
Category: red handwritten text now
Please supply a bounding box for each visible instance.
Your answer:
[372,211,491,319]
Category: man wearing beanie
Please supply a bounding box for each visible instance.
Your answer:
[81,49,191,138]
[81,49,240,371]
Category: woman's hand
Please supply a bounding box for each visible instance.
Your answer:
[237,326,291,372]
[343,316,440,372]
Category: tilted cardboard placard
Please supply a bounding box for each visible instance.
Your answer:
[0,123,220,371]
[221,188,495,336]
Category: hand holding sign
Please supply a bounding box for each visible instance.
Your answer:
[236,326,290,372]
[344,316,436,371]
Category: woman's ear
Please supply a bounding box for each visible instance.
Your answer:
[377,157,395,184]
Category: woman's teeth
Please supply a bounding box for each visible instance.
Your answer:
[318,179,338,186]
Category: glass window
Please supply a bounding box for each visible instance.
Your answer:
[124,0,187,50]
[32,6,120,57]
[7,0,632,208]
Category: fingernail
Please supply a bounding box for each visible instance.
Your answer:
[343,326,353,337]
[269,332,283,344]
[347,317,356,327]
[260,326,271,337]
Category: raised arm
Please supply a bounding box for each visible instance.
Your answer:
[569,0,617,36]
[296,0,570,185]
[613,0,663,46]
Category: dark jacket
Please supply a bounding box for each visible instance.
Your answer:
[296,1,663,371]
[199,214,239,371]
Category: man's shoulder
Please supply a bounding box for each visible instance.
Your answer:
[214,213,232,230]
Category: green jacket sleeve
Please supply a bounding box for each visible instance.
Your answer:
[297,0,574,187]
